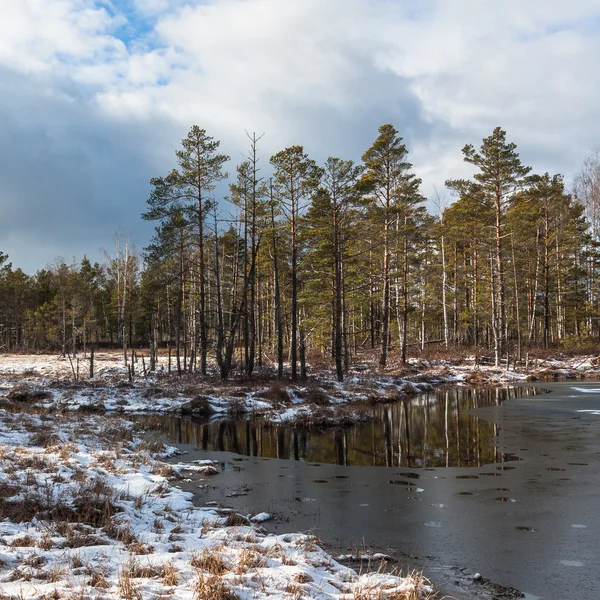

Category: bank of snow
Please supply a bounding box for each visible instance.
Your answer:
[0,409,432,599]
[4,351,600,427]
[0,353,440,425]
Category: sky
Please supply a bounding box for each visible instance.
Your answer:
[2,0,600,272]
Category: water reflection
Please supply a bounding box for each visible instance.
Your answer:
[137,387,545,468]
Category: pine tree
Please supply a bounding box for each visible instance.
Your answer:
[270,146,322,380]
[143,126,229,374]
[361,124,422,367]
[447,127,530,365]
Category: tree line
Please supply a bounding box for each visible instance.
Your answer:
[1,125,599,380]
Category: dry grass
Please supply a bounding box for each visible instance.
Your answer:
[118,567,142,600]
[124,557,163,579]
[193,571,238,600]
[104,523,138,545]
[262,382,291,404]
[161,561,178,586]
[294,572,313,584]
[128,541,154,555]
[88,567,109,589]
[0,472,118,530]
[190,549,229,575]
[6,385,51,403]
[70,555,84,569]
[234,548,264,574]
[352,569,436,600]
[151,463,175,478]
[223,511,249,527]
[11,535,35,547]
[21,552,46,567]
[283,583,304,599]
[29,428,62,448]
[46,563,67,583]
[37,534,54,550]
[303,388,331,406]
[71,477,119,527]
[294,535,320,553]
[98,424,133,444]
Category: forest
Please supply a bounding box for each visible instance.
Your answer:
[1,125,599,381]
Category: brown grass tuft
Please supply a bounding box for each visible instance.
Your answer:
[88,567,109,589]
[118,567,142,600]
[262,382,291,404]
[190,549,229,575]
[234,548,264,574]
[11,535,35,547]
[223,511,249,527]
[193,571,238,600]
[161,561,178,586]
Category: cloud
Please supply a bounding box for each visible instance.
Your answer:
[1,0,600,271]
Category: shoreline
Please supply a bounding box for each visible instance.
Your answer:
[1,350,599,427]
[0,351,598,598]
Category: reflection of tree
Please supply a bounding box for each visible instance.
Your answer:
[147,387,535,468]
[384,407,392,467]
[334,430,348,466]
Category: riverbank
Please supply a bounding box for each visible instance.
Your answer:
[1,352,599,598]
[0,405,433,599]
[1,350,598,426]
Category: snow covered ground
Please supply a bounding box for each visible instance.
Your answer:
[1,349,596,598]
[0,407,432,599]
[1,351,600,426]
[0,353,439,425]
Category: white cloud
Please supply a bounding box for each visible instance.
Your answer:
[0,1,125,74]
[1,0,600,268]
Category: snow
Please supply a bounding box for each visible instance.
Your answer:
[5,351,600,431]
[250,512,272,523]
[0,353,434,599]
[0,353,445,427]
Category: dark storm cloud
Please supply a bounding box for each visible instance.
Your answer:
[0,68,172,271]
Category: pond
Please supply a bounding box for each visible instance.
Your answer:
[138,386,541,468]
[134,383,600,600]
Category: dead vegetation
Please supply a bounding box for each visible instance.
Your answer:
[262,382,291,404]
[0,356,438,600]
[223,511,250,527]
[181,395,216,416]
[6,385,52,403]
[190,549,229,575]
[118,567,142,600]
[193,571,239,600]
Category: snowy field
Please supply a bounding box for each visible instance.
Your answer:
[0,410,432,599]
[0,353,435,599]
[1,351,599,426]
[0,352,438,425]
[0,350,598,598]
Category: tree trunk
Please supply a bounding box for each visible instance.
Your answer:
[440,230,449,349]
[380,208,391,368]
[334,194,344,382]
[198,189,208,376]
[270,188,284,378]
[291,180,298,380]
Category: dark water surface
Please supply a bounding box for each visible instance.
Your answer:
[144,387,537,468]
[136,383,600,600]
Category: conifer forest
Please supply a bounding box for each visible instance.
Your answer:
[2,125,598,379]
